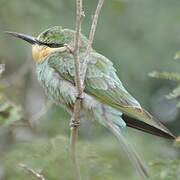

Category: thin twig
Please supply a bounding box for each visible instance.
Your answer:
[70,0,84,180]
[70,115,81,180]
[19,163,45,180]
[73,0,84,97]
[81,0,104,83]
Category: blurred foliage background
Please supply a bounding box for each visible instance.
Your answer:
[0,0,180,179]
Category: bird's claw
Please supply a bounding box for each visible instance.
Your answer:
[70,119,80,128]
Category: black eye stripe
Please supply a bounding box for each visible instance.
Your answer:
[46,43,64,48]
[36,40,64,48]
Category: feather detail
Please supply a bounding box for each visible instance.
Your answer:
[89,105,148,178]
[47,48,175,140]
[104,121,149,178]
[122,114,175,139]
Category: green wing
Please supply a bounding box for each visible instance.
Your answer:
[48,51,140,108]
[84,52,141,108]
[47,51,174,137]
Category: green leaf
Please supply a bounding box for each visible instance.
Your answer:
[149,71,180,82]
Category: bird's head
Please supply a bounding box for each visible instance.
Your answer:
[6,26,74,63]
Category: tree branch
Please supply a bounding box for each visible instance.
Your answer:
[82,0,104,83]
[70,0,84,180]
[73,0,84,97]
[19,163,45,180]
[70,1,104,180]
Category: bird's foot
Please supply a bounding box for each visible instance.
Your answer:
[70,119,80,128]
[76,93,84,100]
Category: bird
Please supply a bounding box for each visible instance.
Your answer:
[6,26,175,178]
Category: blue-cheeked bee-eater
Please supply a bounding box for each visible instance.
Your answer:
[6,26,176,178]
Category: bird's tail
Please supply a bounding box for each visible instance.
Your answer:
[116,105,175,139]
[122,114,175,139]
[83,98,148,178]
[93,105,149,178]
[104,120,149,179]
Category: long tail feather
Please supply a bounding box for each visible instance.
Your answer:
[117,105,175,140]
[104,121,149,179]
[122,114,175,139]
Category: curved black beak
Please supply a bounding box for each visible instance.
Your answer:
[5,31,64,48]
[5,31,38,45]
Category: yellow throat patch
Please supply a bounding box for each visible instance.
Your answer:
[32,45,53,64]
[32,45,67,64]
